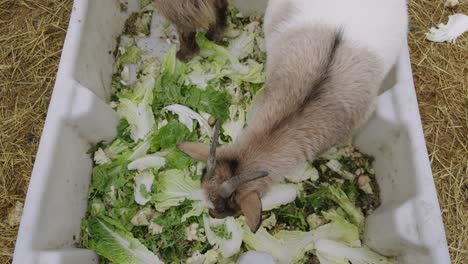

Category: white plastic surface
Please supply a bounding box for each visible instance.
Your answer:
[13,0,450,264]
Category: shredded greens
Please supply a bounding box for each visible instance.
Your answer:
[80,5,389,264]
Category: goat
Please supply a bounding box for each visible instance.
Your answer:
[155,0,228,60]
[178,0,408,232]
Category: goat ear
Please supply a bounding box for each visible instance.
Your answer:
[238,192,262,233]
[176,142,210,161]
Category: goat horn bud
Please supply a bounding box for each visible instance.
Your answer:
[206,120,221,179]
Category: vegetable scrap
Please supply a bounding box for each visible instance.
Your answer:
[80,2,390,263]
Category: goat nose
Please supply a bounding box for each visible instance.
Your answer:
[208,209,217,218]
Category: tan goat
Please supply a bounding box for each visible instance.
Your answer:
[155,0,228,60]
[178,0,408,232]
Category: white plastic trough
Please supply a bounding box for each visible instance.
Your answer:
[12,0,450,263]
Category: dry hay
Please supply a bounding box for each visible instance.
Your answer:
[408,0,468,263]
[0,0,466,263]
[0,0,72,263]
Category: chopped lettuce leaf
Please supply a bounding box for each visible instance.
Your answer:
[118,98,155,142]
[185,59,218,90]
[284,162,319,183]
[222,105,245,141]
[94,148,112,165]
[196,33,265,84]
[163,104,212,136]
[153,169,205,212]
[315,239,392,264]
[128,140,151,160]
[181,201,206,222]
[261,184,299,211]
[204,215,243,258]
[134,170,154,205]
[185,86,232,122]
[229,30,255,60]
[84,216,163,264]
[242,213,360,263]
[166,148,195,170]
[120,45,142,64]
[325,185,365,229]
[131,207,155,226]
[117,74,155,142]
[152,46,187,110]
[135,12,152,36]
[128,154,166,171]
[151,120,197,151]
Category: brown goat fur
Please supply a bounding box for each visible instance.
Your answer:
[178,25,383,231]
[155,0,228,60]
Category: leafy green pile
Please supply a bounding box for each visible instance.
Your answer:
[80,3,390,264]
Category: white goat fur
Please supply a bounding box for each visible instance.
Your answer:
[264,0,408,76]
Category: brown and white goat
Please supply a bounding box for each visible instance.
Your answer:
[178,0,408,232]
[155,0,228,60]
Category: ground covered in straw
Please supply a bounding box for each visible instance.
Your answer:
[0,0,466,263]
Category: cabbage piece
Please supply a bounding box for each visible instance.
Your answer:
[118,98,155,141]
[185,59,218,90]
[127,154,166,171]
[238,251,275,264]
[162,104,212,136]
[141,56,160,77]
[204,249,219,264]
[153,169,205,212]
[284,162,319,183]
[85,216,163,264]
[103,139,132,160]
[228,30,255,59]
[426,14,468,43]
[135,12,152,36]
[319,145,353,160]
[223,59,265,84]
[242,226,308,264]
[261,213,277,229]
[131,207,155,226]
[196,33,265,84]
[128,140,151,161]
[222,105,245,141]
[186,71,217,90]
[315,239,392,264]
[120,45,142,64]
[150,120,197,151]
[94,148,112,165]
[261,184,299,211]
[181,201,207,222]
[117,71,155,142]
[242,213,360,263]
[326,159,355,181]
[203,215,243,258]
[152,46,187,110]
[184,86,232,122]
[134,171,154,205]
[325,185,365,229]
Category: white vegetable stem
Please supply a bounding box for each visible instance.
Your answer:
[163,104,212,137]
[134,171,154,205]
[261,184,299,211]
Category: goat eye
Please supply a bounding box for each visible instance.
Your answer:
[217,203,227,213]
[201,167,207,181]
